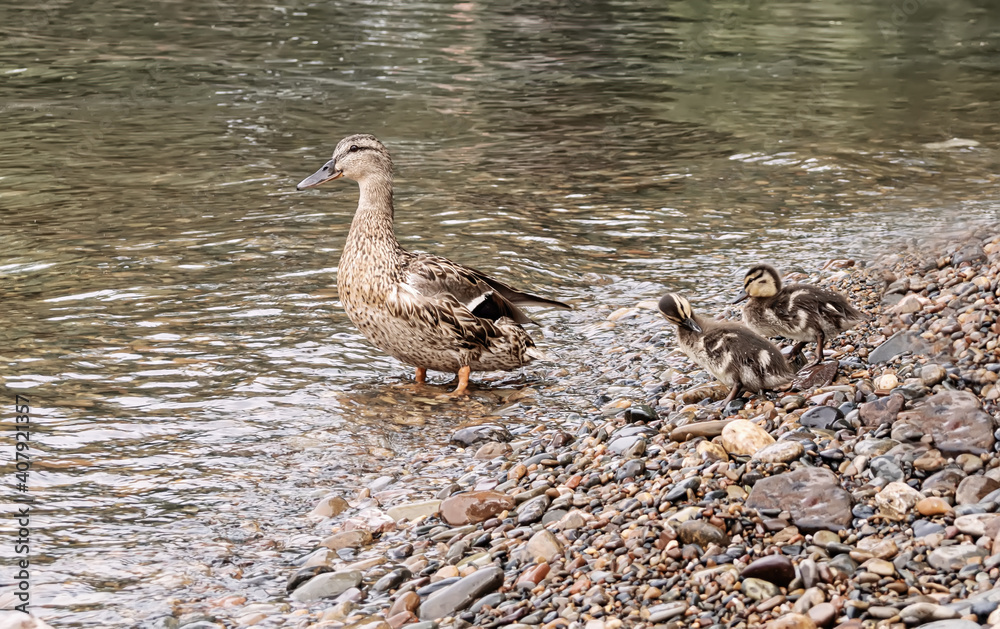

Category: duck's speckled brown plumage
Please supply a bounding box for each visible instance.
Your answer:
[658,293,792,405]
[736,264,864,365]
[297,134,569,388]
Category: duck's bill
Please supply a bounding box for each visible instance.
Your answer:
[681,318,703,333]
[297,161,343,190]
[732,289,749,304]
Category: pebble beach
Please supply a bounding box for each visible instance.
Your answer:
[137,228,1000,629]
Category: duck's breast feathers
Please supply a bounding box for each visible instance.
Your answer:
[399,253,567,325]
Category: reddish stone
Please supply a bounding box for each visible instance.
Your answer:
[439,491,515,526]
[387,611,418,629]
[568,576,591,594]
[517,562,550,586]
[388,591,420,616]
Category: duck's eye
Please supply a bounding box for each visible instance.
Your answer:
[349,145,360,153]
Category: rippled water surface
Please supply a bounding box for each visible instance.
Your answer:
[1,0,999,624]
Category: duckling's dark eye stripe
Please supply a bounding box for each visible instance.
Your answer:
[745,271,764,287]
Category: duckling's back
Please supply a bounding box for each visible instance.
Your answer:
[745,284,863,341]
[701,321,794,391]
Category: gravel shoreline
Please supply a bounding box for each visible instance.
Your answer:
[172,229,1000,629]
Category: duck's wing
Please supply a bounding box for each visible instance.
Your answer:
[463,265,571,311]
[400,253,568,325]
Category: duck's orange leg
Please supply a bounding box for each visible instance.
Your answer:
[450,366,471,396]
[415,367,426,384]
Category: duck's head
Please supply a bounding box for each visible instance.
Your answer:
[658,293,702,333]
[297,134,393,190]
[734,264,781,303]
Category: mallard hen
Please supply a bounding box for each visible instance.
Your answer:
[734,264,864,366]
[658,293,793,405]
[297,134,570,394]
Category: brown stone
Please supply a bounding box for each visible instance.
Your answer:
[741,554,795,587]
[388,591,420,617]
[793,361,838,389]
[387,611,417,629]
[808,602,837,627]
[746,467,853,532]
[474,442,512,460]
[913,449,946,472]
[677,520,729,548]
[897,390,995,456]
[516,561,550,586]
[676,382,729,404]
[440,491,515,526]
[766,613,817,629]
[669,419,736,442]
[956,476,1000,505]
[916,497,953,516]
[320,529,372,551]
[311,495,351,518]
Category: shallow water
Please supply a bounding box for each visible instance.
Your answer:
[1,0,999,624]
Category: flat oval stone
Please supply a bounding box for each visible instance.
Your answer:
[753,441,804,464]
[450,424,512,446]
[291,570,362,602]
[740,554,795,587]
[897,391,995,456]
[954,513,1000,537]
[677,520,728,548]
[746,467,853,532]
[799,406,844,430]
[956,476,1000,505]
[722,419,775,456]
[928,544,988,572]
[669,419,736,441]
[741,577,780,601]
[320,529,373,551]
[440,491,515,526]
[418,566,504,620]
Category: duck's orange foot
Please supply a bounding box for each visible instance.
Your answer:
[439,365,471,398]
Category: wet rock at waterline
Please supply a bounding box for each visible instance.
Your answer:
[418,566,504,620]
[290,570,362,601]
[439,491,514,525]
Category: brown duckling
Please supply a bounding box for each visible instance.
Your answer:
[658,293,793,406]
[734,264,864,366]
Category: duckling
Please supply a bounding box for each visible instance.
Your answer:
[296,134,570,395]
[658,293,793,406]
[734,264,864,366]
